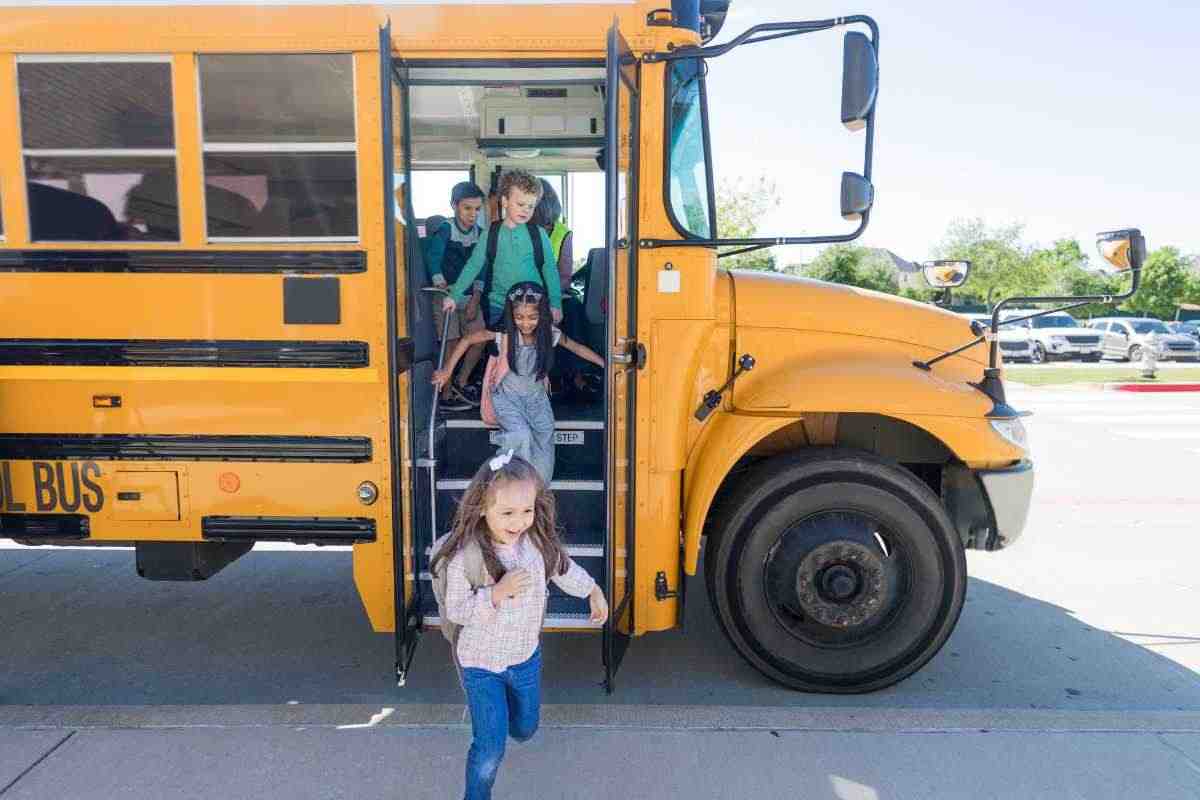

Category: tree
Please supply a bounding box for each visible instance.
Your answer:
[1120,246,1194,320]
[715,175,780,271]
[801,245,898,294]
[933,219,1032,305]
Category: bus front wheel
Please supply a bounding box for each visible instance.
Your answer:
[704,449,967,693]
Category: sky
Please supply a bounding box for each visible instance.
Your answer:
[705,0,1199,265]
[24,0,1196,267]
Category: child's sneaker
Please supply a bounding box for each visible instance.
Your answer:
[455,383,482,407]
[440,387,472,412]
[443,384,475,410]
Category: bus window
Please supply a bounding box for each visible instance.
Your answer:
[198,54,357,240]
[665,59,713,239]
[410,169,470,223]
[18,58,178,241]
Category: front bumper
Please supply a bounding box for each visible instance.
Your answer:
[977,460,1034,549]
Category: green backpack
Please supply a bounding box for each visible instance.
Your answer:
[430,532,491,648]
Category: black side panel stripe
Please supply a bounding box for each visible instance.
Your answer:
[0,434,372,462]
[0,250,366,274]
[0,340,368,368]
[203,516,376,542]
[0,513,90,539]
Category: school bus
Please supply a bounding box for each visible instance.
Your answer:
[0,0,1142,693]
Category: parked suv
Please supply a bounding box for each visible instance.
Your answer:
[1001,311,1102,363]
[964,313,1032,362]
[1088,317,1200,362]
[1167,321,1200,343]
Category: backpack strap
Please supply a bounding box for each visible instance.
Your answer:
[481,223,502,321]
[526,221,545,276]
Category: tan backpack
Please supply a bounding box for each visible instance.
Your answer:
[430,532,492,648]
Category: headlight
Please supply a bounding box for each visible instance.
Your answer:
[990,418,1028,450]
[1049,335,1067,343]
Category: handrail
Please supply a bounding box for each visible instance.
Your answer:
[421,287,454,541]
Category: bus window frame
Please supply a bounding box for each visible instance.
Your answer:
[196,52,361,244]
[17,53,180,245]
[653,17,879,251]
[661,57,718,242]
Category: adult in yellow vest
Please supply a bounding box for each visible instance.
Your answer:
[533,179,596,403]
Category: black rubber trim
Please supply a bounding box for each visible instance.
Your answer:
[202,515,377,543]
[477,137,604,150]
[0,250,366,274]
[0,434,372,463]
[405,58,604,68]
[0,513,89,539]
[0,339,369,367]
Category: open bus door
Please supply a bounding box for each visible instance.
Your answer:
[603,20,640,694]
[380,22,422,686]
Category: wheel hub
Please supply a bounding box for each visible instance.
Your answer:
[795,541,887,628]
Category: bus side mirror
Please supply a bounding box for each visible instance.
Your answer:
[841,31,878,131]
[923,260,971,288]
[841,172,874,221]
[1095,228,1146,275]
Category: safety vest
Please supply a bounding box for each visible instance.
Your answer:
[549,219,570,261]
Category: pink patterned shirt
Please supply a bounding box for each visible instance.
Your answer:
[445,533,596,673]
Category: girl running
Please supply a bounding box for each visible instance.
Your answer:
[430,452,609,800]
[432,281,605,482]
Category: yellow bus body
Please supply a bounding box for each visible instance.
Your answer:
[0,3,1029,691]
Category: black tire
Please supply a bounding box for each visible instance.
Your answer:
[1031,342,1048,364]
[705,449,967,693]
[1129,345,1143,362]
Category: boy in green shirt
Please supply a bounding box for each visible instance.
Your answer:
[443,169,562,328]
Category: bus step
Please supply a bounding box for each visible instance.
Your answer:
[439,419,605,481]
[434,480,605,545]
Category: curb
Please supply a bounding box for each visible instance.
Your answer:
[1103,382,1200,392]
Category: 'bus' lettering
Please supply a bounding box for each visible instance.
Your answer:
[55,462,82,512]
[32,462,57,512]
[81,462,104,512]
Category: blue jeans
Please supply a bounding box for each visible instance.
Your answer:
[461,648,542,800]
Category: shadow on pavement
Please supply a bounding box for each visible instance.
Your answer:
[2,547,1198,711]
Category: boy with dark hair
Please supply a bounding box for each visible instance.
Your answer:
[426,181,488,410]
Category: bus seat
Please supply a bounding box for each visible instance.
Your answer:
[581,247,607,354]
[27,181,123,241]
[205,185,260,238]
[124,171,181,240]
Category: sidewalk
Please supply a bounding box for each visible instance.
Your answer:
[4,706,1200,799]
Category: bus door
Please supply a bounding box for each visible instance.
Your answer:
[381,24,423,686]
[603,20,641,693]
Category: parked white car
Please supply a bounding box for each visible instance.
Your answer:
[1087,317,1200,362]
[1000,311,1102,364]
[963,314,1032,363]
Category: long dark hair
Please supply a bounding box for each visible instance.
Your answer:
[428,455,567,582]
[500,280,555,380]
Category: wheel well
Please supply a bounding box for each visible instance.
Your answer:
[703,413,990,551]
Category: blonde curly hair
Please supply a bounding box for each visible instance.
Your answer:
[497,168,543,201]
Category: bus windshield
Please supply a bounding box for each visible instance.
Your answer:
[665,59,712,238]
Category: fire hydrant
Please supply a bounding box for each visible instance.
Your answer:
[1140,338,1159,379]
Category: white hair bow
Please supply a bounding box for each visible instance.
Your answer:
[489,449,515,472]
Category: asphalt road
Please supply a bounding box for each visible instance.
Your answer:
[3,383,1200,798]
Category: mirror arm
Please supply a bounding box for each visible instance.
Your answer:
[645,15,878,62]
[641,213,869,249]
[987,268,1141,370]
[717,243,772,259]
